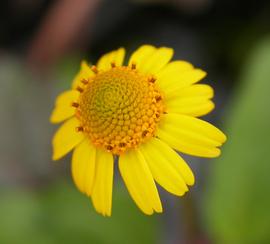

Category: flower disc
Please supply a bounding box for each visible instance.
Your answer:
[76,66,164,154]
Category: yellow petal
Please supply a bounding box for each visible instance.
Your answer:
[138,47,174,74]
[97,48,125,71]
[128,45,156,69]
[157,68,207,95]
[156,60,194,79]
[166,99,215,117]
[50,90,79,124]
[139,138,194,196]
[72,60,95,89]
[119,150,162,215]
[52,117,84,160]
[165,84,214,117]
[71,139,96,196]
[91,149,114,216]
[157,113,227,158]
[167,84,214,99]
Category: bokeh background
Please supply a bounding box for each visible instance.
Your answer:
[1,0,270,243]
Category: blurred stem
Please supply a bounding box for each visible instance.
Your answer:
[27,0,101,71]
[181,194,205,244]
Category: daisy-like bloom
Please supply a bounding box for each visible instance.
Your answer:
[50,45,226,216]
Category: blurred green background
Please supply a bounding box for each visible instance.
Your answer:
[1,0,270,243]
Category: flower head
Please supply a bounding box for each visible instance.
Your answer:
[50,45,226,216]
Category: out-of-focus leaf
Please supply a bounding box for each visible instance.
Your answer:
[0,180,160,244]
[205,37,270,243]
[53,56,82,89]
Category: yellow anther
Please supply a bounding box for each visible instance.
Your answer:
[106,145,113,151]
[81,79,89,84]
[155,95,162,102]
[91,65,98,74]
[111,62,116,68]
[76,86,84,93]
[142,130,148,137]
[76,126,84,132]
[148,76,156,83]
[119,142,126,147]
[71,102,79,108]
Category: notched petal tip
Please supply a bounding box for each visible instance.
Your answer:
[211,127,227,145]
[162,47,174,58]
[94,207,112,217]
[140,209,153,216]
[155,205,163,214]
[49,113,58,124]
[186,174,195,186]
[80,60,90,68]
[211,148,221,158]
[52,139,66,161]
[52,150,61,161]
[221,132,227,143]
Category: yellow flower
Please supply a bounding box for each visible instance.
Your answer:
[50,45,226,216]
